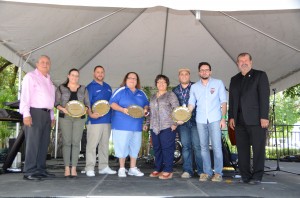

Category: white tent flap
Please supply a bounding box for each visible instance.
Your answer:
[0,2,300,92]
[1,0,300,11]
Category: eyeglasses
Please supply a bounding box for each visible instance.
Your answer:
[199,69,210,72]
[127,77,137,81]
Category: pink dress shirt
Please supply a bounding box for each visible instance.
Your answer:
[19,69,55,120]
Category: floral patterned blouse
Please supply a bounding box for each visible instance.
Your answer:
[149,91,179,135]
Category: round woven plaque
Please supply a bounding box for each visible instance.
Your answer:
[172,106,191,122]
[65,100,86,117]
[127,105,144,118]
[92,100,110,116]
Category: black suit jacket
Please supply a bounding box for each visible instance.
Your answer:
[229,69,270,125]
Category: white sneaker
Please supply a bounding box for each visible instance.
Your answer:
[99,166,117,174]
[86,170,95,177]
[128,167,144,177]
[118,168,127,177]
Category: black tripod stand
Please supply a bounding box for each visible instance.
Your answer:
[264,88,299,176]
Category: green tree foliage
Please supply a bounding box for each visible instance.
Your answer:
[273,93,300,125]
[0,56,20,148]
[142,86,156,98]
[268,92,300,139]
[283,83,300,98]
[0,56,19,107]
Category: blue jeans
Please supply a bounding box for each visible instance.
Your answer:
[178,124,203,175]
[151,128,176,172]
[197,121,223,176]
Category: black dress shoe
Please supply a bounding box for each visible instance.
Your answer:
[70,175,77,179]
[23,175,42,181]
[248,179,261,185]
[238,179,249,184]
[39,172,56,178]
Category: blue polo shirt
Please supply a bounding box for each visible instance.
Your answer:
[86,80,112,124]
[189,77,227,124]
[109,86,149,131]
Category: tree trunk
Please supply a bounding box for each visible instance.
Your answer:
[10,66,19,92]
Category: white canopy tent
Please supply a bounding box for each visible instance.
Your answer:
[0,0,300,92]
[1,0,300,160]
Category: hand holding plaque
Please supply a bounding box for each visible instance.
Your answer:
[65,100,86,117]
[92,100,110,117]
[172,106,192,123]
[127,105,144,118]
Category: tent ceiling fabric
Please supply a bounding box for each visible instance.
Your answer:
[0,1,300,92]
[2,0,300,11]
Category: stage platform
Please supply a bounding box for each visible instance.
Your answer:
[0,158,299,198]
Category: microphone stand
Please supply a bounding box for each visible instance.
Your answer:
[264,88,299,176]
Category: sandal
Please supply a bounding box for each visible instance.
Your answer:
[149,171,162,177]
[159,172,173,180]
[64,167,70,178]
[71,167,77,178]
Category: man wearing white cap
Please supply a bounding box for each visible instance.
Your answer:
[173,68,203,178]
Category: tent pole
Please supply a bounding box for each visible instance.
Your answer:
[11,54,31,169]
[54,111,59,159]
[15,54,31,138]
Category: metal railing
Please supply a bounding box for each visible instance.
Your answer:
[222,124,300,160]
[266,124,300,159]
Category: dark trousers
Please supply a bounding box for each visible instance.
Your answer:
[235,123,266,181]
[23,108,51,176]
[151,128,176,172]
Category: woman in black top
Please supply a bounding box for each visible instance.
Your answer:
[55,68,90,177]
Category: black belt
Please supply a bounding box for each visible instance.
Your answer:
[31,107,51,112]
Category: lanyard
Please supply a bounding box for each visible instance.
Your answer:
[179,83,191,106]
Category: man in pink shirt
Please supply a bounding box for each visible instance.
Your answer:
[20,55,56,180]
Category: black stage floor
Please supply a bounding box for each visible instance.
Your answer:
[0,158,299,198]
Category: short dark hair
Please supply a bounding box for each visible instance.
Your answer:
[237,52,252,61]
[198,62,211,71]
[94,65,105,72]
[155,74,170,87]
[120,72,141,89]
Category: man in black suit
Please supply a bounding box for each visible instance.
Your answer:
[228,52,270,185]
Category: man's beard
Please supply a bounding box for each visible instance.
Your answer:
[96,76,104,81]
[201,76,209,80]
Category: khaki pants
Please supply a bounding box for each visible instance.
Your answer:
[85,123,111,171]
[60,116,86,167]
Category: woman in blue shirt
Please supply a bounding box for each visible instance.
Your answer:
[109,72,149,177]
